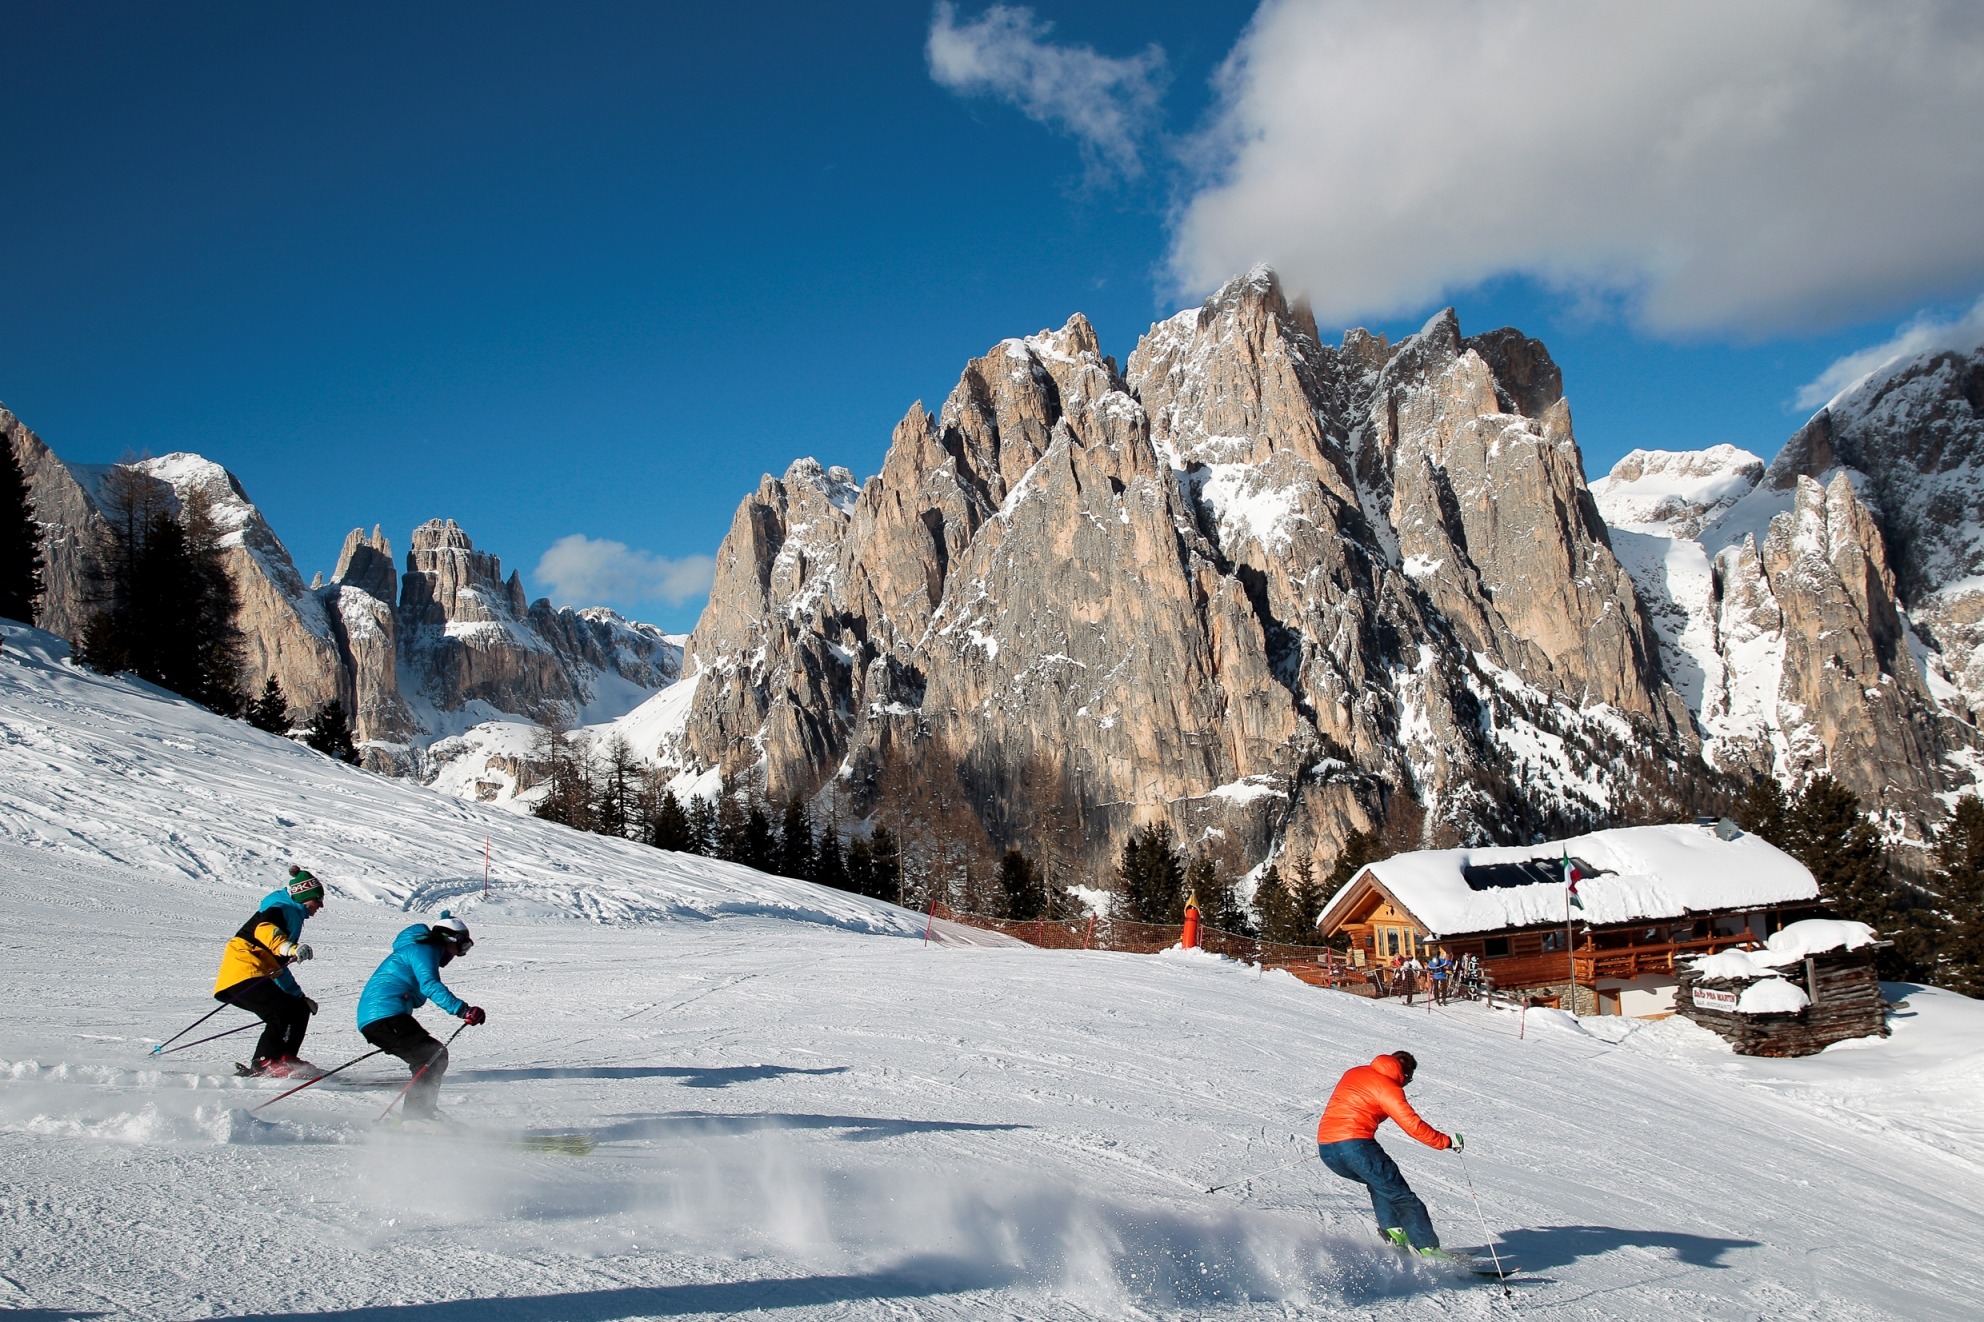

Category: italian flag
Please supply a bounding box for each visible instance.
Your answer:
[1563,848,1584,909]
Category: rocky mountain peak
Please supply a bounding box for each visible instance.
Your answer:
[1592,445,1765,538]
[333,525,396,603]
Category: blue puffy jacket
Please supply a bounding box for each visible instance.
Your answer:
[356,923,467,1030]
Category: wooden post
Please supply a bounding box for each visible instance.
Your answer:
[482,836,490,900]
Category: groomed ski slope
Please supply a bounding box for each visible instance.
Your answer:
[2,627,1982,1320]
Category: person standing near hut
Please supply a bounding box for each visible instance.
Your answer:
[1426,949,1453,1005]
[1316,1050,1460,1257]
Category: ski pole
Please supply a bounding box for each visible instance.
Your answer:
[376,1022,469,1122]
[1456,1146,1514,1303]
[1206,1151,1312,1194]
[154,1020,260,1056]
[150,974,276,1054]
[251,1047,385,1113]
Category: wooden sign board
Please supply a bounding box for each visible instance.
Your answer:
[1692,986,1739,1011]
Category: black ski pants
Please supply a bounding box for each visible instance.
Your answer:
[220,978,310,1066]
[361,1013,449,1118]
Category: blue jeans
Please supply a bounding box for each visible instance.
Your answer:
[1318,1139,1439,1249]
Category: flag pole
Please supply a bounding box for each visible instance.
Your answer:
[1563,847,1578,1017]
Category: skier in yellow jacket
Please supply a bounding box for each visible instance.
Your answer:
[213,866,324,1078]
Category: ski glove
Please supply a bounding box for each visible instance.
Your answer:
[304,996,319,1015]
[461,1006,487,1026]
[1450,1132,1464,1153]
[291,944,313,963]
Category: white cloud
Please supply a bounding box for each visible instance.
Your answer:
[1796,295,1984,410]
[928,3,1166,180]
[1170,0,1984,336]
[535,535,715,608]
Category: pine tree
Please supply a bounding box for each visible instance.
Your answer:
[180,489,244,716]
[0,439,43,625]
[684,793,717,856]
[1930,796,1984,996]
[713,785,748,862]
[1117,823,1185,923]
[845,836,876,899]
[1734,776,1793,847]
[1253,864,1294,942]
[1187,851,1248,934]
[813,817,849,891]
[646,783,697,853]
[74,468,244,713]
[529,722,592,828]
[302,700,360,765]
[1290,856,1326,941]
[776,794,814,880]
[998,849,1044,919]
[246,675,290,734]
[867,825,902,903]
[1790,775,1932,980]
[741,801,778,872]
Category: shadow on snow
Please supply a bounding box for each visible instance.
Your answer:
[1492,1224,1762,1271]
[584,1111,1032,1143]
[214,1258,1009,1321]
[452,1064,850,1089]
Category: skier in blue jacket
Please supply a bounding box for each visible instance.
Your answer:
[356,912,484,1121]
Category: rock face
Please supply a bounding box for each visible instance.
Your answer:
[5,406,112,640]
[679,269,1699,875]
[1594,351,1984,834]
[4,431,683,771]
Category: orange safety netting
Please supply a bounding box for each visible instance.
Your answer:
[924,901,1370,991]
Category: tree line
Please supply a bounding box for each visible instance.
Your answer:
[529,726,905,901]
[1734,773,1984,992]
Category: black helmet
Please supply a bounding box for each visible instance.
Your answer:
[1391,1050,1418,1084]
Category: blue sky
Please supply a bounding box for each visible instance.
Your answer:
[4,2,1981,632]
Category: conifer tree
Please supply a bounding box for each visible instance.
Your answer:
[684,793,717,856]
[1321,829,1379,892]
[713,784,748,862]
[1117,823,1185,923]
[180,490,244,716]
[246,675,290,734]
[529,722,591,827]
[0,439,43,625]
[1188,851,1249,934]
[1790,774,1932,979]
[1253,863,1293,942]
[867,825,902,903]
[1932,796,1984,996]
[303,700,360,765]
[1734,776,1793,847]
[646,783,697,853]
[813,817,849,891]
[741,800,778,872]
[998,849,1044,919]
[845,836,876,899]
[776,794,814,880]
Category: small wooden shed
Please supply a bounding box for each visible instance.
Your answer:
[1673,920,1889,1056]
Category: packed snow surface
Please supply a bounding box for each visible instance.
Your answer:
[2,626,1983,1318]
[1337,824,1819,937]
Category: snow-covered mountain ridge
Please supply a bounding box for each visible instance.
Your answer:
[1,616,1982,1318]
[2,405,684,777]
[1591,343,1984,829]
[668,268,1976,877]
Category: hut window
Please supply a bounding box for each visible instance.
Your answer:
[1484,936,1510,957]
[1542,930,1565,952]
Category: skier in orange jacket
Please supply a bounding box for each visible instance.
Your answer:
[1316,1051,1459,1255]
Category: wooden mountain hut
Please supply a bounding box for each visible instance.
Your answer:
[1316,822,1824,1016]
[1673,920,1890,1056]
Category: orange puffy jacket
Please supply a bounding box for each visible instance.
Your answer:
[1316,1054,1451,1149]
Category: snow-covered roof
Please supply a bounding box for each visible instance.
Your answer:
[1322,823,1819,937]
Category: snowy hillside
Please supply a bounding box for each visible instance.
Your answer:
[2,623,1983,1318]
